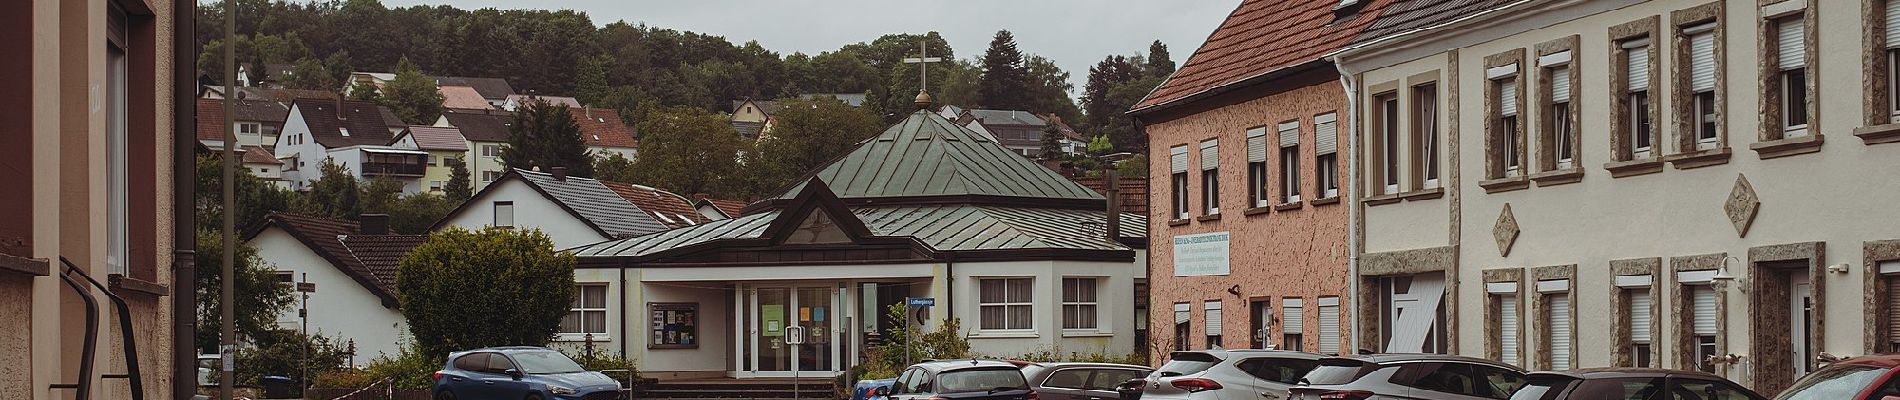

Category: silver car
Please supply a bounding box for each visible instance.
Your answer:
[1286,353,1526,400]
[1140,350,1323,400]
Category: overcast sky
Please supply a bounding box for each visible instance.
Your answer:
[376,0,1240,97]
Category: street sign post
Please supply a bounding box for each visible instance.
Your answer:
[903,297,935,367]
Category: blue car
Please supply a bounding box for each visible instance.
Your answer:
[431,346,623,400]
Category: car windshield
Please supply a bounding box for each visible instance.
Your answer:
[1777,365,1891,400]
[1157,352,1221,376]
[937,368,1028,393]
[509,351,586,374]
[1301,360,1373,385]
[1507,379,1567,400]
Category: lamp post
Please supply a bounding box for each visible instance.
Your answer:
[297,275,316,396]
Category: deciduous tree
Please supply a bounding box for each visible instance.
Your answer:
[749,97,881,195]
[379,57,445,125]
[631,105,744,197]
[194,228,294,352]
[398,227,575,358]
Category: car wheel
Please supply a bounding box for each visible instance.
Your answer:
[434,391,456,400]
[524,394,544,400]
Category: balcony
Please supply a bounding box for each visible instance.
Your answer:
[360,161,426,177]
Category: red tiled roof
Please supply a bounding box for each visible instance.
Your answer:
[399,126,470,152]
[572,107,638,149]
[240,146,280,165]
[338,234,428,294]
[1350,0,1518,45]
[601,181,709,229]
[695,198,749,218]
[1072,177,1149,214]
[439,85,493,110]
[196,98,291,141]
[196,98,227,141]
[1131,0,1390,113]
[246,212,421,308]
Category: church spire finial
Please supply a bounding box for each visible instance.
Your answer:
[903,39,943,109]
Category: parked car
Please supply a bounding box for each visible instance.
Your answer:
[1020,362,1154,400]
[1776,354,1900,400]
[1139,349,1323,400]
[431,346,623,400]
[854,377,899,400]
[1509,368,1764,400]
[880,359,1036,400]
[1287,353,1526,400]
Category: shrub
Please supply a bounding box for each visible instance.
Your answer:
[233,330,350,396]
[314,343,441,391]
[397,227,575,358]
[874,303,970,370]
[564,349,640,388]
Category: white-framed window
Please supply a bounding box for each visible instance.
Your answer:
[1281,298,1304,351]
[1539,279,1573,370]
[1061,277,1098,330]
[1686,23,1720,149]
[1204,300,1224,348]
[1774,15,1809,137]
[482,170,501,183]
[1200,139,1220,215]
[1170,145,1190,220]
[1317,297,1341,354]
[1624,38,1654,158]
[430,181,444,191]
[238,121,260,136]
[1376,92,1400,194]
[1278,121,1301,204]
[1626,285,1654,368]
[1495,73,1523,176]
[1315,113,1340,198]
[1412,84,1438,187]
[494,201,514,227]
[1246,127,1269,208]
[105,36,129,275]
[1545,63,1575,169]
[1487,281,1521,367]
[560,284,608,335]
[979,277,1034,331]
[427,154,438,166]
[482,144,500,157]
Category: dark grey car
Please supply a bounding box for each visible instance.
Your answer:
[1509,368,1763,400]
[1287,354,1526,400]
[1021,362,1154,400]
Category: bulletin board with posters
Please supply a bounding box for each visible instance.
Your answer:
[649,302,698,349]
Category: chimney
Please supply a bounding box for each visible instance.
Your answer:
[334,96,347,120]
[551,166,568,182]
[360,214,390,235]
[1104,169,1121,242]
[584,105,593,119]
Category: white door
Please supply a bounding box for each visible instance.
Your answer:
[1386,274,1445,353]
[1791,275,1812,377]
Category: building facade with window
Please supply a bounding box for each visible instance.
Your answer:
[433,107,516,191]
[566,109,1147,380]
[1130,0,1378,361]
[2,0,192,398]
[245,213,421,366]
[1335,0,1900,393]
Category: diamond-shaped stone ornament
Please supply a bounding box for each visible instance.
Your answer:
[1494,203,1519,257]
[1725,174,1759,238]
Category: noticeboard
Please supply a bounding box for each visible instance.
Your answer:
[649,302,699,349]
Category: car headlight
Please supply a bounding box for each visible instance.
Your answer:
[549,385,576,395]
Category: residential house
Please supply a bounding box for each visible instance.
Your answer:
[955,109,1085,158]
[565,108,1147,379]
[345,73,516,108]
[433,108,515,190]
[390,126,471,194]
[1129,0,1375,360]
[241,146,289,188]
[433,168,669,250]
[438,85,492,110]
[234,62,294,88]
[599,181,711,230]
[729,94,866,139]
[245,213,422,366]
[1335,0,1900,392]
[502,94,581,112]
[3,0,192,397]
[193,97,288,151]
[572,106,638,159]
[276,98,429,192]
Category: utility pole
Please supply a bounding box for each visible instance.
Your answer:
[298,274,316,396]
[220,0,238,397]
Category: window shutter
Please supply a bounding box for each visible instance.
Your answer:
[1282,298,1305,333]
[1548,295,1572,368]
[1630,289,1653,343]
[1689,32,1717,92]
[1888,1,1900,48]
[1692,286,1718,336]
[1499,80,1519,116]
[1550,68,1571,102]
[1317,298,1341,354]
[1247,127,1268,163]
[1500,296,1519,366]
[1278,121,1301,148]
[1888,277,1900,343]
[1315,114,1339,155]
[1777,17,1805,69]
[1205,301,1224,333]
[1200,140,1219,170]
[1626,45,1650,91]
[1170,146,1189,173]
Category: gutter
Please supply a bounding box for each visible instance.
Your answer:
[1332,59,1362,354]
[1127,60,1333,119]
[1325,0,1541,62]
[171,0,201,396]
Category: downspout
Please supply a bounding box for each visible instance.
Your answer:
[618,258,628,359]
[171,0,200,396]
[1332,57,1363,353]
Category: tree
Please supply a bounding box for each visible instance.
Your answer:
[1086,135,1115,156]
[247,52,268,87]
[195,155,295,231]
[1146,40,1176,78]
[1023,55,1081,123]
[1103,75,1164,152]
[977,30,1030,110]
[592,152,638,184]
[1082,55,1141,135]
[749,97,881,195]
[573,54,613,106]
[299,159,360,219]
[384,193,457,234]
[444,155,473,202]
[499,100,596,177]
[346,80,381,102]
[1039,122,1064,161]
[357,176,404,217]
[398,227,575,358]
[194,228,295,352]
[379,57,445,125]
[281,57,337,91]
[631,105,744,197]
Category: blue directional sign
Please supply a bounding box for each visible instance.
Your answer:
[907,297,936,307]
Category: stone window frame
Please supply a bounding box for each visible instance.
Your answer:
[1408,71,1444,190]
[1753,0,1825,159]
[1610,257,1664,368]
[1667,2,1736,169]
[1857,0,1900,144]
[1863,239,1900,354]
[1746,241,1826,394]
[1670,252,1729,373]
[1482,268,1526,367]
[1480,49,1531,193]
[1532,36,1586,187]
[1606,16,1667,178]
[1531,264,1578,371]
[1356,245,1459,354]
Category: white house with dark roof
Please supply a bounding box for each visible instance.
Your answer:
[246,212,425,366]
[433,168,670,250]
[276,98,430,192]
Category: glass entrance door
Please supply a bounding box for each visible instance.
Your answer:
[744,285,839,377]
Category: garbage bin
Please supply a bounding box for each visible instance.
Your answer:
[260,375,293,398]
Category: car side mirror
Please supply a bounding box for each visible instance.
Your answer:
[504,368,523,379]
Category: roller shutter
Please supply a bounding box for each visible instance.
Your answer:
[1205,301,1224,334]
[1689,31,1716,92]
[1318,297,1341,354]
[1247,127,1268,163]
[1692,285,1718,336]
[1278,121,1301,148]
[1630,289,1653,343]
[1170,145,1189,173]
[1501,295,1520,366]
[1548,295,1572,369]
[1315,114,1339,155]
[1200,140,1219,170]
[1626,42,1650,91]
[1777,17,1805,69]
[1499,80,1519,116]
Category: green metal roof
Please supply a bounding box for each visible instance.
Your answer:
[775,110,1103,201]
[568,205,1146,259]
